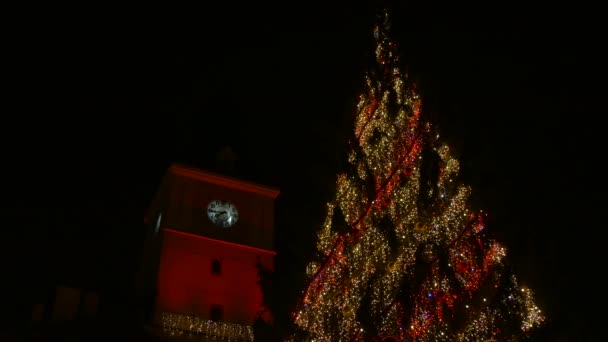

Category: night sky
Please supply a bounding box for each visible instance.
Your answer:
[4,1,598,339]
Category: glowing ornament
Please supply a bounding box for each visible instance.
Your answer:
[414,223,428,232]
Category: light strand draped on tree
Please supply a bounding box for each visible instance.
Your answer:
[288,9,543,342]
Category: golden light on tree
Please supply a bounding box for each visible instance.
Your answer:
[287,9,543,342]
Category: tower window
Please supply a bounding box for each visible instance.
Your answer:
[210,304,223,321]
[154,212,162,234]
[211,259,221,275]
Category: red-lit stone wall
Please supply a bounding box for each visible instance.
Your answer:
[155,228,274,325]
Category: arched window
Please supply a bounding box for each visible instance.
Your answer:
[210,304,223,321]
[211,259,221,275]
[154,212,162,234]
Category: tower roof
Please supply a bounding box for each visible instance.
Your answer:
[168,163,281,199]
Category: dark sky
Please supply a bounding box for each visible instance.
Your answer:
[4,1,598,339]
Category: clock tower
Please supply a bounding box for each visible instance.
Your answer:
[138,163,279,340]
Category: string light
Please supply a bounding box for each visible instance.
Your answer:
[160,312,253,341]
[288,9,544,342]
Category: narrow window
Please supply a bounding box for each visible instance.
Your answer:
[211,259,221,275]
[154,212,162,234]
[210,305,223,321]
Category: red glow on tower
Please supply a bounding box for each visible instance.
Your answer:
[138,163,279,338]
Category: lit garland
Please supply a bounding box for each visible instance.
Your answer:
[160,312,253,341]
[288,9,544,342]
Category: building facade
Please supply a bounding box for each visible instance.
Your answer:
[139,163,279,340]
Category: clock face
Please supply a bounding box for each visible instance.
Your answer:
[206,200,239,228]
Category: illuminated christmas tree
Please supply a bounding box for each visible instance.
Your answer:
[288,10,544,342]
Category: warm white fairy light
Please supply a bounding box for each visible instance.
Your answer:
[160,312,253,341]
[288,9,544,342]
[520,287,544,332]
